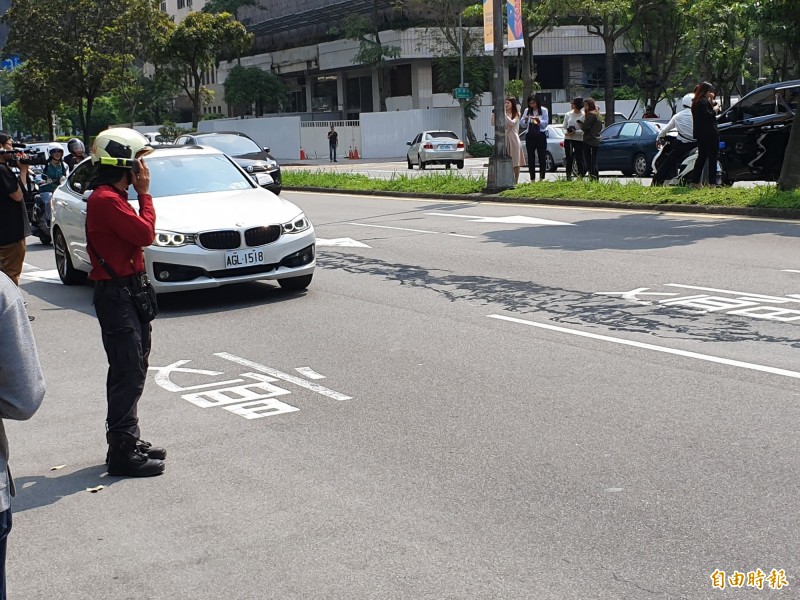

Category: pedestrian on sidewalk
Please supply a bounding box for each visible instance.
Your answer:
[521,94,549,181]
[562,97,585,180]
[328,126,339,162]
[0,133,31,287]
[0,271,45,600]
[86,128,166,478]
[689,81,720,187]
[580,99,602,181]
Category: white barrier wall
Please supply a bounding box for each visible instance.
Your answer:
[196,116,302,161]
[299,121,362,161]
[360,108,465,159]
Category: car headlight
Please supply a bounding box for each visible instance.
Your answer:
[281,213,310,234]
[265,159,278,169]
[153,230,194,247]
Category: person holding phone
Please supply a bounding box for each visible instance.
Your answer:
[520,94,549,181]
[86,128,166,478]
[689,81,719,186]
[562,97,585,179]
[579,98,602,181]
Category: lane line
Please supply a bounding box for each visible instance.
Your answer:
[346,222,477,239]
[664,283,790,303]
[487,314,800,380]
[215,353,352,401]
[782,269,800,274]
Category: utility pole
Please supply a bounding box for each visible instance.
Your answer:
[459,10,466,143]
[485,0,514,192]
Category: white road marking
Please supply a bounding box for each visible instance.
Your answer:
[215,353,352,401]
[488,314,800,380]
[316,237,372,248]
[19,269,61,284]
[596,288,678,305]
[782,269,800,274]
[347,222,477,239]
[425,212,575,226]
[664,283,790,303]
[295,367,326,380]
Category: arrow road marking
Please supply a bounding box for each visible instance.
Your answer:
[316,237,372,248]
[488,314,800,380]
[782,269,800,274]
[347,222,477,239]
[424,212,575,226]
[20,268,62,284]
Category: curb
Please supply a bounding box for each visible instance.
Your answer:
[282,186,800,220]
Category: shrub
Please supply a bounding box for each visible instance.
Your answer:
[467,142,493,158]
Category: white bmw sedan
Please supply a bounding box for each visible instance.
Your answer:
[51,146,315,293]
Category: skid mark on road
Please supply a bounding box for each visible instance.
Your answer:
[317,252,800,349]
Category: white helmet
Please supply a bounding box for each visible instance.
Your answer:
[682,93,694,108]
[91,127,152,167]
[47,142,64,156]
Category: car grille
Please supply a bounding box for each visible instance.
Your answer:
[245,225,281,247]
[198,230,240,249]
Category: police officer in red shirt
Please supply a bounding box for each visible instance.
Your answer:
[86,128,165,477]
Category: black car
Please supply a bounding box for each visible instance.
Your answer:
[596,119,666,176]
[717,80,800,183]
[174,131,282,194]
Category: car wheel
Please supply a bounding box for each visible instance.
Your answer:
[633,153,651,177]
[407,157,413,169]
[278,274,313,291]
[53,228,87,286]
[419,161,426,170]
[545,152,556,172]
[456,160,464,169]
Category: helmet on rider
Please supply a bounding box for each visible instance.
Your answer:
[682,93,694,109]
[67,138,85,154]
[47,142,64,157]
[91,127,152,167]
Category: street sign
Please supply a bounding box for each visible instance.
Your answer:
[1,57,21,71]
[453,86,471,100]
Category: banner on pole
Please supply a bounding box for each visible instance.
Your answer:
[507,0,524,48]
[483,0,493,52]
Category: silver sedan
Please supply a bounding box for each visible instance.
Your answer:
[407,130,466,170]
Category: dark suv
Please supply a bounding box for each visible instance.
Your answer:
[717,80,800,183]
[174,131,282,194]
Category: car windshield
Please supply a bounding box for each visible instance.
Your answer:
[127,154,254,199]
[426,131,458,139]
[196,134,262,156]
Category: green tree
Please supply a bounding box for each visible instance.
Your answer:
[161,11,252,128]
[3,0,174,146]
[224,65,288,116]
[9,60,62,139]
[755,0,800,81]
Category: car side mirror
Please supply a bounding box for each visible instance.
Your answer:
[82,190,92,201]
[406,141,412,146]
[263,147,270,153]
[74,182,82,192]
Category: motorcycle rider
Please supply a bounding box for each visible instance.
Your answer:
[652,94,696,186]
[32,143,68,242]
[63,138,87,172]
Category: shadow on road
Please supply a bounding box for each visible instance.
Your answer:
[13,465,115,512]
[481,214,800,252]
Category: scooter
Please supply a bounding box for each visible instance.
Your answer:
[29,174,53,245]
[651,135,723,187]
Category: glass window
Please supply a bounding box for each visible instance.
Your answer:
[68,161,98,194]
[127,155,254,199]
[600,123,624,140]
[195,134,261,156]
[618,122,641,138]
[425,131,459,140]
[736,89,779,119]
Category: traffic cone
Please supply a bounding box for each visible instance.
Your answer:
[348,146,354,159]
[299,147,307,160]
[353,145,360,160]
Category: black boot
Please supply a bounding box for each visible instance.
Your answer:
[105,439,167,464]
[106,433,165,477]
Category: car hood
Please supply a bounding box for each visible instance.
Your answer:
[233,151,275,163]
[133,188,305,232]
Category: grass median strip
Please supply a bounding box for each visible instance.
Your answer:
[283,170,800,210]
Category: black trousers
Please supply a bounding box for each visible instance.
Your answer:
[691,134,719,184]
[525,132,547,180]
[584,145,599,180]
[94,281,151,440]
[565,140,585,178]
[653,140,696,185]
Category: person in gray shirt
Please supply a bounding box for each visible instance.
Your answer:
[0,271,45,599]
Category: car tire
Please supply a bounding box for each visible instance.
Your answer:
[419,161,426,170]
[278,274,313,291]
[407,157,413,169]
[54,228,87,286]
[545,152,556,172]
[633,153,651,177]
[445,162,451,169]
[456,160,464,169]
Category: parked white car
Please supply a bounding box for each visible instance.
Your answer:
[51,146,315,294]
[406,130,466,169]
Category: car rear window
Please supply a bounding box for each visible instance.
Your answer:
[426,131,459,140]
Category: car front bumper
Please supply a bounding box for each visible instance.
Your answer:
[145,227,315,293]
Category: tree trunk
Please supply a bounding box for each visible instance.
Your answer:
[84,96,94,147]
[192,75,201,129]
[778,110,800,191]
[603,32,615,125]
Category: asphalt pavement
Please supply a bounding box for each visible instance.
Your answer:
[11,192,800,599]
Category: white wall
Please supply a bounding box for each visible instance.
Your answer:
[361,108,464,159]
[196,116,302,161]
[299,121,362,160]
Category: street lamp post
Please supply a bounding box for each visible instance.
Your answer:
[485,0,514,193]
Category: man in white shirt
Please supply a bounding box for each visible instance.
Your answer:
[653,94,696,185]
